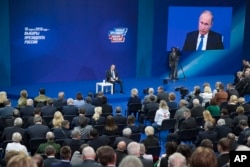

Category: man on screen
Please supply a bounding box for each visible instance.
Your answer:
[106,64,124,94]
[183,10,224,51]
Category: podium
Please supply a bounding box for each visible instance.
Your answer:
[96,82,113,94]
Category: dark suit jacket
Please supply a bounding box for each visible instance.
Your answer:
[82,103,95,115]
[91,116,106,126]
[0,106,15,119]
[53,98,67,111]
[191,105,204,118]
[139,156,154,167]
[114,136,134,147]
[113,114,127,124]
[106,69,119,81]
[1,126,25,141]
[53,127,71,139]
[217,153,230,167]
[102,103,113,114]
[26,124,50,139]
[44,157,60,167]
[63,139,85,155]
[157,91,169,103]
[71,116,90,128]
[127,96,141,106]
[141,135,160,148]
[215,125,232,139]
[75,159,102,167]
[92,97,103,107]
[51,161,72,167]
[20,105,35,117]
[144,102,159,115]
[183,30,224,51]
[237,127,250,144]
[180,117,197,130]
[62,105,78,115]
[41,105,57,116]
[87,135,110,151]
[195,129,218,146]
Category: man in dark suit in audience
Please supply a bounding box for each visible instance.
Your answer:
[127,142,153,167]
[43,145,60,167]
[237,120,250,145]
[215,119,232,140]
[156,86,169,103]
[179,109,197,130]
[53,120,71,139]
[20,98,35,117]
[83,96,95,115]
[195,121,218,146]
[51,146,72,167]
[4,109,20,127]
[87,129,110,151]
[115,141,127,166]
[62,98,78,115]
[53,91,67,111]
[71,108,90,128]
[190,99,204,118]
[113,106,127,125]
[63,129,85,156]
[1,117,25,142]
[217,138,231,167]
[78,146,102,167]
[26,107,47,128]
[26,115,50,139]
[0,99,15,119]
[114,128,134,147]
[92,92,104,107]
[101,96,113,115]
[41,98,57,117]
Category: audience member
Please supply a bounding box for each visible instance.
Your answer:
[127,142,153,167]
[200,86,213,107]
[226,83,239,100]
[5,132,28,155]
[52,146,72,167]
[96,146,116,167]
[87,129,110,151]
[215,83,228,106]
[17,89,28,108]
[77,146,102,167]
[51,111,64,129]
[220,109,233,126]
[7,154,37,167]
[152,100,170,130]
[237,120,250,145]
[36,131,61,154]
[142,88,157,105]
[53,91,67,111]
[41,98,57,117]
[74,115,93,139]
[92,91,104,107]
[113,106,127,124]
[190,99,204,118]
[200,139,213,149]
[176,144,192,165]
[0,99,15,119]
[82,96,96,115]
[101,96,113,114]
[189,147,217,167]
[174,99,188,129]
[104,115,119,136]
[141,126,159,149]
[43,145,60,167]
[217,138,231,167]
[167,92,178,110]
[34,88,50,107]
[126,115,140,133]
[203,110,216,126]
[4,108,20,127]
[206,97,220,116]
[53,120,71,139]
[225,95,239,114]
[114,128,134,147]
[0,91,7,108]
[238,97,250,112]
[20,98,35,117]
[73,92,85,108]
[215,119,232,139]
[168,152,187,167]
[62,98,78,115]
[157,86,169,103]
[115,141,127,166]
[32,154,44,167]
[127,88,141,117]
[63,130,85,156]
[91,106,106,125]
[195,121,218,146]
[71,108,90,128]
[159,141,177,167]
[119,155,143,167]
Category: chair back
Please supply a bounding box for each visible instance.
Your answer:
[179,128,197,141]
[128,103,142,112]
[161,119,176,131]
[146,146,161,157]
[94,124,105,135]
[169,108,178,119]
[29,138,47,155]
[64,115,76,123]
[130,133,141,142]
[195,117,204,127]
[147,110,157,122]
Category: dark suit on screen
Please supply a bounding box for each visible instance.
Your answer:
[183,30,224,51]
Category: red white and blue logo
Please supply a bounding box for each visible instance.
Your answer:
[108,28,128,43]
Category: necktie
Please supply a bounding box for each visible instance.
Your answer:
[197,35,204,50]
[112,70,115,79]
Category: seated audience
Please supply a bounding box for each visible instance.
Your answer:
[157,86,169,103]
[152,100,170,130]
[190,99,204,118]
[195,121,218,146]
[71,108,90,128]
[115,141,127,166]
[142,88,157,105]
[5,132,28,155]
[215,83,228,106]
[20,98,35,117]
[53,120,71,139]
[53,91,67,111]
[167,92,178,110]
[220,109,233,126]
[62,98,78,115]
[17,89,28,108]
[96,146,116,167]
[83,96,96,115]
[127,88,141,117]
[79,146,102,167]
[217,138,231,167]
[203,110,216,126]
[104,115,119,136]
[0,99,15,119]
[113,106,127,125]
[52,146,72,167]
[215,119,232,140]
[206,97,220,116]
[237,120,250,145]
[114,128,134,147]
[0,91,7,108]
[141,126,159,149]
[34,88,50,107]
[43,146,60,167]
[158,141,177,167]
[63,130,85,156]
[87,129,110,151]
[73,92,85,108]
[119,155,143,167]
[36,131,61,154]
[7,153,37,167]
[168,152,187,167]
[91,106,106,125]
[101,96,113,114]
[225,95,239,114]
[200,86,213,107]
[74,115,93,139]
[51,111,64,129]
[126,115,140,133]
[41,98,57,117]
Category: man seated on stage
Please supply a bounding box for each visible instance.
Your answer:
[106,64,124,94]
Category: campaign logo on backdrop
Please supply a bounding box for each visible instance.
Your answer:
[108,28,128,43]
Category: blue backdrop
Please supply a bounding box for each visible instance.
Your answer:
[10,0,138,85]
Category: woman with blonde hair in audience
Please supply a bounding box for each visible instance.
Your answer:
[52,111,64,129]
[91,106,105,125]
[0,91,7,108]
[152,100,170,130]
[17,89,28,108]
[200,86,212,107]
[225,95,239,114]
[7,154,37,167]
[203,110,216,126]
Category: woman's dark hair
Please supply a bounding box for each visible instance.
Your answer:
[76,92,84,100]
